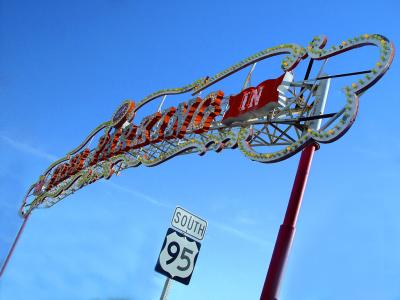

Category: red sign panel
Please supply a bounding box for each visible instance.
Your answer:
[222,74,285,124]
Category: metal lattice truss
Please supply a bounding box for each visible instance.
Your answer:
[20,34,394,216]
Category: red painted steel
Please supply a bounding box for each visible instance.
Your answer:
[260,143,317,300]
[222,74,285,124]
[0,213,30,278]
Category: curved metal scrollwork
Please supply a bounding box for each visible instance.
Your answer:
[20,34,394,217]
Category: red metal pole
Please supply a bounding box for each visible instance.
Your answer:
[260,143,317,300]
[0,213,30,278]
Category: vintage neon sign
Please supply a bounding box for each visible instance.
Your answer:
[20,34,394,217]
[45,91,224,191]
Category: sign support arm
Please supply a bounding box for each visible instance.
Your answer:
[259,143,317,300]
[0,213,30,278]
[260,77,330,300]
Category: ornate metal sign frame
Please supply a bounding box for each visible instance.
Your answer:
[20,34,394,217]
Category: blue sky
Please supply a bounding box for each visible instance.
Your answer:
[0,0,399,299]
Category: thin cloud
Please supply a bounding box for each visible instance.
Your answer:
[213,221,271,248]
[0,134,57,162]
[235,215,258,226]
[105,181,169,208]
[103,182,269,248]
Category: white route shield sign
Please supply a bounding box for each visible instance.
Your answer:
[155,228,201,285]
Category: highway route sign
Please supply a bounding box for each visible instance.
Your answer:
[155,228,201,285]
